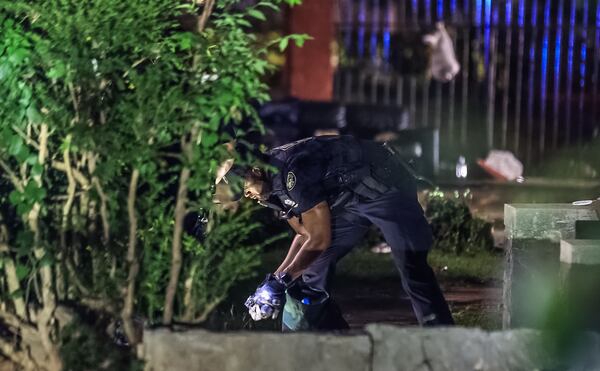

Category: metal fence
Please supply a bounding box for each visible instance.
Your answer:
[333,0,600,166]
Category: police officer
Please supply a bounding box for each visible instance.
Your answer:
[218,135,454,330]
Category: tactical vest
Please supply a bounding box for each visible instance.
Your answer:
[263,136,413,219]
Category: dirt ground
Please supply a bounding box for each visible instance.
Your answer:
[334,277,502,329]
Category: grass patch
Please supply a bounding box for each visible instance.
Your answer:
[333,248,503,284]
[428,249,504,284]
[452,304,503,331]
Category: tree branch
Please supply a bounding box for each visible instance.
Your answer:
[29,124,63,371]
[0,159,24,192]
[197,0,216,33]
[162,167,190,325]
[121,168,140,345]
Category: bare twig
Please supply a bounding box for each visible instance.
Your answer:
[29,124,63,371]
[51,161,91,190]
[121,168,140,345]
[162,167,190,325]
[11,124,41,151]
[163,123,199,325]
[197,0,215,33]
[0,159,24,192]
[0,337,37,370]
[88,154,110,246]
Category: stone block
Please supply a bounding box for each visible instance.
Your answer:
[504,202,599,241]
[560,240,600,265]
[141,329,371,371]
[366,325,561,371]
[503,202,600,329]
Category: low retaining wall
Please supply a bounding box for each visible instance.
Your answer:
[140,325,600,371]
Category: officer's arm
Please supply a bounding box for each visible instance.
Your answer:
[280,201,332,280]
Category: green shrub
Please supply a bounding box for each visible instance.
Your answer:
[0,0,305,366]
[424,189,494,255]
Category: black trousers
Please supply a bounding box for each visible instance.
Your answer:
[282,191,454,331]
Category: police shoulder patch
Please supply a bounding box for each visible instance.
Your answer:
[286,172,296,191]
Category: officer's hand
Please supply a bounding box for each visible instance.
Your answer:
[244,274,287,321]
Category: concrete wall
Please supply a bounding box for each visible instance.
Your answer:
[140,325,600,371]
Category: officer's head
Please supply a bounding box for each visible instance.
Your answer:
[214,160,271,203]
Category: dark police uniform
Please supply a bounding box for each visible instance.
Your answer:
[265,135,454,330]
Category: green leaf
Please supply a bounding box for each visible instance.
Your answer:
[17,202,33,216]
[47,61,66,79]
[178,33,193,50]
[278,37,289,52]
[31,163,43,177]
[247,9,266,21]
[15,264,30,280]
[202,132,219,148]
[26,154,38,165]
[257,2,279,11]
[8,135,23,156]
[15,144,31,163]
[9,190,22,206]
[26,105,41,123]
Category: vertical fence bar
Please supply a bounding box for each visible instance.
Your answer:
[552,0,564,149]
[411,0,419,124]
[434,0,444,131]
[513,0,525,155]
[460,0,470,145]
[383,0,392,104]
[422,25,431,127]
[538,0,551,159]
[486,0,498,150]
[421,0,433,127]
[501,0,513,148]
[565,0,576,146]
[369,0,380,103]
[577,0,589,145]
[593,0,600,138]
[526,0,539,165]
[396,0,406,107]
[448,0,458,142]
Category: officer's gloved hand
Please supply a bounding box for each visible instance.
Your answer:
[244,273,290,321]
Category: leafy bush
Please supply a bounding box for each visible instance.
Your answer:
[0,0,304,367]
[424,189,494,255]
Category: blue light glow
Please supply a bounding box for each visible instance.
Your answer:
[580,0,589,88]
[597,0,600,28]
[540,0,550,102]
[492,3,498,25]
[484,0,491,26]
[437,0,444,20]
[358,0,367,57]
[531,0,538,27]
[505,1,512,25]
[425,0,431,21]
[383,0,391,61]
[483,0,491,67]
[553,0,563,99]
[475,0,482,25]
[370,0,380,61]
[412,0,418,19]
[518,0,525,27]
[566,0,576,87]
[450,0,456,18]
